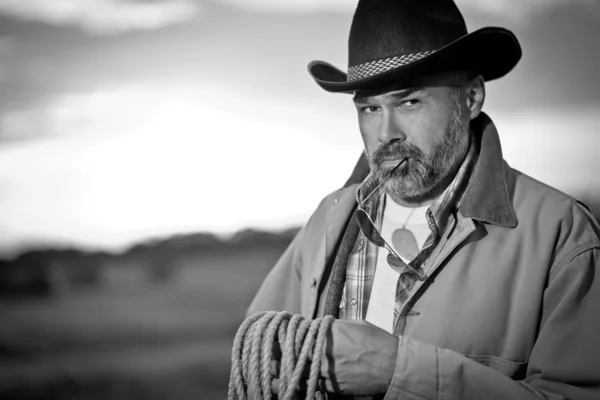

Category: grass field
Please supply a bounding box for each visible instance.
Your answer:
[0,249,281,399]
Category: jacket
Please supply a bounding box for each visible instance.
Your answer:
[247,113,600,400]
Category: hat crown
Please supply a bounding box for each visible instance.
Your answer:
[348,0,468,67]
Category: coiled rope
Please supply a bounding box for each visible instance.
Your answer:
[228,311,334,400]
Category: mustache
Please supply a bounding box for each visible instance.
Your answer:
[371,141,425,165]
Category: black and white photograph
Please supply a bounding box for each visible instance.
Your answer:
[0,1,599,399]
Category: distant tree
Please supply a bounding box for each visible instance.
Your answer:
[146,253,177,284]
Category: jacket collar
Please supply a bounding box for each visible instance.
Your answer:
[342,112,518,228]
[459,112,518,228]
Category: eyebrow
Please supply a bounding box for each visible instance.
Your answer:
[353,87,424,104]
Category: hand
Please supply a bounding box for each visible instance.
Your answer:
[318,319,398,396]
[270,319,398,397]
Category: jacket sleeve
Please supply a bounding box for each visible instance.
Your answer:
[384,247,600,400]
[246,218,310,317]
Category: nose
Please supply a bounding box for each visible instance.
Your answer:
[378,110,406,145]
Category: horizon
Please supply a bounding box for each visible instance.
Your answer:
[1,223,304,260]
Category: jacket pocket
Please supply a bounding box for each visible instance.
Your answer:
[465,354,528,380]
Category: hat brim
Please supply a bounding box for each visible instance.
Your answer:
[307,27,522,93]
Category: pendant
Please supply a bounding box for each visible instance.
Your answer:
[391,228,420,261]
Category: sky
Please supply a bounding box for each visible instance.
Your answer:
[0,0,599,255]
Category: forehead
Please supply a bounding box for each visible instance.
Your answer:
[353,70,465,101]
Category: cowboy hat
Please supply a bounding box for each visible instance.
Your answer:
[308,0,522,93]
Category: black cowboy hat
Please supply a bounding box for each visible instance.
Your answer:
[308,0,522,93]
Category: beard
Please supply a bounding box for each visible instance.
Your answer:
[367,94,470,204]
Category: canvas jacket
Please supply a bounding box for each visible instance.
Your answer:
[247,113,600,400]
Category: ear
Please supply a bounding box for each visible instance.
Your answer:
[466,75,485,120]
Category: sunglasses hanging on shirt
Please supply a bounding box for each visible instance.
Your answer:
[391,208,421,262]
[354,158,425,283]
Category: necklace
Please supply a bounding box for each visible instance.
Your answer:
[391,207,421,262]
[402,207,416,229]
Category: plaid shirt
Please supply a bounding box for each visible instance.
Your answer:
[339,137,478,329]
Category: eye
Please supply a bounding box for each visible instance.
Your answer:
[401,99,421,108]
[361,106,380,113]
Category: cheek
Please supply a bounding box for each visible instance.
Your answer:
[405,128,436,154]
[406,118,446,155]
[359,122,380,156]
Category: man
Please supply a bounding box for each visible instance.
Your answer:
[247,1,600,399]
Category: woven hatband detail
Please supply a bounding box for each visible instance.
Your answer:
[347,50,437,81]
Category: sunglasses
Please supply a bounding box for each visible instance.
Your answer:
[354,158,426,286]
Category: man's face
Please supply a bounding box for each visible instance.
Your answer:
[354,75,471,204]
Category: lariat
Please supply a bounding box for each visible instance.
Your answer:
[228,311,334,400]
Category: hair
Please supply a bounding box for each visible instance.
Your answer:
[448,69,485,114]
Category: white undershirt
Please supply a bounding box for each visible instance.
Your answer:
[365,194,430,333]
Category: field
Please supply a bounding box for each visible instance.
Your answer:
[0,249,281,399]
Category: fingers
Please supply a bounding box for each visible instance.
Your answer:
[271,378,313,396]
[271,378,280,395]
[270,338,328,396]
[271,358,314,379]
[270,359,279,376]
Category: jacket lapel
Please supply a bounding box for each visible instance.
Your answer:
[325,185,360,264]
[312,186,360,317]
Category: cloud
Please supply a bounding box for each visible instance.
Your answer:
[455,0,598,19]
[217,0,356,14]
[217,0,598,18]
[0,0,203,35]
[0,84,361,251]
[464,0,596,14]
[0,89,159,143]
[0,36,16,84]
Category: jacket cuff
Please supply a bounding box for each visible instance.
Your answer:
[383,336,448,400]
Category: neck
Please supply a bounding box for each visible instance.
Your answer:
[387,192,435,208]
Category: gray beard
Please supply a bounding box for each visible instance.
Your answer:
[367,103,470,204]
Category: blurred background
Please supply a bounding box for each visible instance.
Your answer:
[0,0,598,399]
